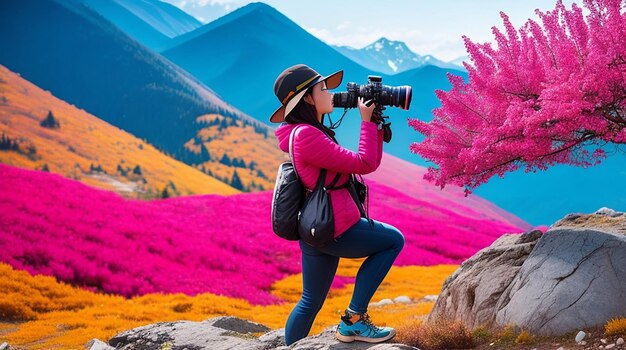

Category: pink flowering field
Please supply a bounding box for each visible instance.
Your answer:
[0,163,533,305]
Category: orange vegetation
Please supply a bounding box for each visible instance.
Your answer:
[192,113,285,192]
[0,64,238,197]
[0,261,457,349]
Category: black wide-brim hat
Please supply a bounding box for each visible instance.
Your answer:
[270,64,343,123]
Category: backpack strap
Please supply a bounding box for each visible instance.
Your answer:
[288,125,302,179]
[326,172,343,190]
[289,124,343,190]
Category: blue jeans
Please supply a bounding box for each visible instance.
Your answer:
[284,218,405,345]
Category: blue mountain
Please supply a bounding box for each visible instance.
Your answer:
[76,0,202,51]
[159,2,463,159]
[0,0,262,163]
[333,37,463,75]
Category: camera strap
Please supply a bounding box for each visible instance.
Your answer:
[345,174,374,228]
[327,108,349,130]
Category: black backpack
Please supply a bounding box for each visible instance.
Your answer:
[271,125,371,242]
[271,126,305,240]
[271,125,343,241]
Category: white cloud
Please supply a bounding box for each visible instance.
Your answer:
[336,21,352,31]
[197,0,238,5]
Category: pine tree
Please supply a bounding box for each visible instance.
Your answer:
[168,180,177,193]
[133,165,142,175]
[0,133,14,150]
[218,118,229,131]
[230,170,244,191]
[237,158,246,168]
[220,153,232,166]
[117,164,128,176]
[161,187,170,199]
[200,144,210,161]
[40,110,60,129]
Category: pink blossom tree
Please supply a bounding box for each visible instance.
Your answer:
[410,0,626,195]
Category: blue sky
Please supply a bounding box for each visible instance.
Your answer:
[161,0,578,61]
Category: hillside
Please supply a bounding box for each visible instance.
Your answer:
[0,64,238,197]
[0,162,529,305]
[76,0,202,50]
[0,0,280,192]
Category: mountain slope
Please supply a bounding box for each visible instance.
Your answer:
[159,2,466,163]
[0,0,280,192]
[115,0,202,38]
[0,64,239,197]
[161,2,375,122]
[77,0,202,50]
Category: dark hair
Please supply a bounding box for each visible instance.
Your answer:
[284,90,339,144]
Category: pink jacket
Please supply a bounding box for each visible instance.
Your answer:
[274,120,384,238]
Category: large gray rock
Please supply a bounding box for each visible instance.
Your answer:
[495,227,626,334]
[429,208,626,336]
[428,229,543,329]
[106,316,415,350]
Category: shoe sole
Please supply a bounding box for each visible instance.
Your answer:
[335,329,396,343]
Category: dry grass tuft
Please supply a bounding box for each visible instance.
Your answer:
[396,317,474,350]
[605,317,626,336]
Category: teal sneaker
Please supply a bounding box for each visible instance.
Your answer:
[335,309,396,343]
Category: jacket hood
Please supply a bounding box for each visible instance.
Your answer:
[274,122,301,153]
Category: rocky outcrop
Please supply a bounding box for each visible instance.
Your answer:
[106,316,270,350]
[427,228,543,329]
[92,316,416,350]
[429,208,626,336]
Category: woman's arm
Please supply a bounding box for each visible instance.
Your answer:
[294,121,380,175]
[375,127,384,169]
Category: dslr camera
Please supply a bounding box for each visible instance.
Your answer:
[332,75,412,110]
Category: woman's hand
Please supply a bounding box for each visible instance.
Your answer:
[358,97,376,122]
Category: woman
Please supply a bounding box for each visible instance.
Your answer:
[271,64,405,345]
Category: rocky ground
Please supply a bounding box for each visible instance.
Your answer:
[473,328,624,350]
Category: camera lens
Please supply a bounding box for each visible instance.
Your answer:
[384,85,412,110]
[332,80,412,110]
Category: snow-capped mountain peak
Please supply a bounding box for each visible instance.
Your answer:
[334,37,465,75]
